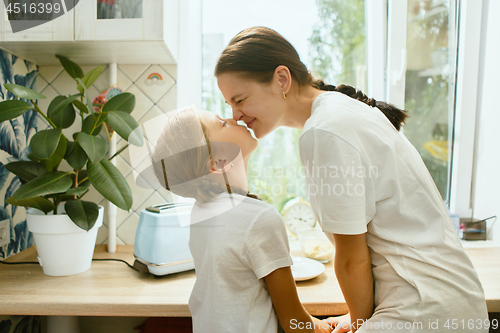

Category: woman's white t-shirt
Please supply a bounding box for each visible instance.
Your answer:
[188,192,293,333]
[299,91,488,332]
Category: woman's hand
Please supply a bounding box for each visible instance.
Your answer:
[323,313,352,333]
[311,316,333,333]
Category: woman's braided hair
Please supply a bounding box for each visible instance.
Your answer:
[152,108,260,203]
[215,26,408,131]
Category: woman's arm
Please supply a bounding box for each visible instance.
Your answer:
[331,232,374,332]
[264,267,331,333]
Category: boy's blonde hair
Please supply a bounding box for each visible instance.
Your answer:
[151,108,255,203]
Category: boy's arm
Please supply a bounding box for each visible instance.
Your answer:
[331,232,374,332]
[264,267,331,333]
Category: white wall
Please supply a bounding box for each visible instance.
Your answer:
[471,0,500,241]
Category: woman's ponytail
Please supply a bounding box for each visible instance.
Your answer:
[313,80,408,131]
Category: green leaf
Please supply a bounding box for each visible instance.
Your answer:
[47,96,77,129]
[4,83,46,100]
[77,65,104,92]
[106,111,143,146]
[72,99,89,114]
[0,100,34,123]
[87,159,132,211]
[56,55,83,80]
[75,78,93,110]
[77,170,91,188]
[11,171,73,200]
[65,141,88,170]
[38,135,66,172]
[75,132,108,162]
[51,134,67,169]
[30,129,62,160]
[82,114,103,135]
[102,93,135,114]
[65,200,99,231]
[5,161,46,183]
[6,197,55,214]
[27,153,39,162]
[66,186,89,197]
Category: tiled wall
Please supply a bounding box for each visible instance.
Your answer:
[0,49,39,260]
[21,63,177,247]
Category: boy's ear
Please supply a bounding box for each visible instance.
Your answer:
[207,157,230,173]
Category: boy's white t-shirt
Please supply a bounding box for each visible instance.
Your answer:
[299,91,488,332]
[188,192,293,333]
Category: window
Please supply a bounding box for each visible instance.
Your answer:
[201,0,367,211]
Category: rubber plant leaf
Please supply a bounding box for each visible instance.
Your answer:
[29,129,62,160]
[105,111,143,146]
[0,100,33,123]
[87,159,132,211]
[5,161,46,183]
[102,92,135,114]
[56,55,83,80]
[11,171,73,200]
[65,200,99,231]
[3,83,46,100]
[75,132,108,162]
[6,196,55,214]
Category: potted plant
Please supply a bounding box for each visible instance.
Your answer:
[0,55,143,276]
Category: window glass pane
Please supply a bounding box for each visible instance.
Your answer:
[97,0,142,19]
[202,0,367,212]
[403,0,456,201]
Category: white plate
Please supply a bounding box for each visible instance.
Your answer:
[291,256,325,281]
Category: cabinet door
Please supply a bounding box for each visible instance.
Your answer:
[75,0,162,41]
[0,0,73,42]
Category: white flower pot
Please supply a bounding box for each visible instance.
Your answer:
[26,205,104,277]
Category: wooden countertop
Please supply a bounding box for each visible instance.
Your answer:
[0,245,499,317]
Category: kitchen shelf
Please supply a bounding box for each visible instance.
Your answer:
[0,0,179,65]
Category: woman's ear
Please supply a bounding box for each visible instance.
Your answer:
[275,65,292,94]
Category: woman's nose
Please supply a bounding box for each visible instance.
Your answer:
[224,118,238,126]
[232,107,244,121]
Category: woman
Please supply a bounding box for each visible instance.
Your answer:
[214,27,489,332]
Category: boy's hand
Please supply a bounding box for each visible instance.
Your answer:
[323,313,352,333]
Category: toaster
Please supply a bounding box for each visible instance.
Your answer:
[134,202,195,276]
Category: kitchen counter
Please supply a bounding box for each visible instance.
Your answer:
[0,244,499,317]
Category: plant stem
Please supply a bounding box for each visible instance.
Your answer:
[52,198,58,215]
[31,99,57,128]
[78,176,88,185]
[31,99,70,142]
[73,170,78,200]
[109,144,128,161]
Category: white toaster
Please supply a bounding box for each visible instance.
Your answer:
[134,202,195,276]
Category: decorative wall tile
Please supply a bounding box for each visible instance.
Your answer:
[162,64,177,80]
[37,65,63,85]
[120,84,155,125]
[156,86,177,114]
[117,212,140,245]
[118,65,151,83]
[134,65,176,103]
[48,70,80,97]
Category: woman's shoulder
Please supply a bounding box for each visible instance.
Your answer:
[301,91,399,151]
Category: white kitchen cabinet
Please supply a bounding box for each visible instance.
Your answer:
[0,0,73,42]
[0,0,179,65]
